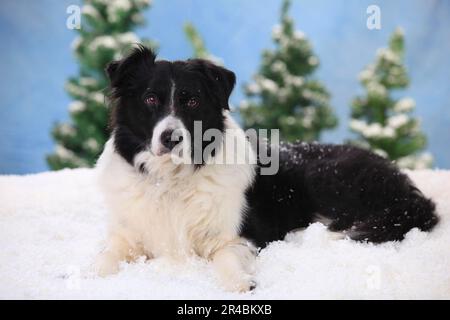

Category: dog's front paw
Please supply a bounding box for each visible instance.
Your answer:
[93,252,120,277]
[221,275,257,293]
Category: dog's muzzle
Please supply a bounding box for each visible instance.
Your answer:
[151,116,186,156]
[158,129,184,155]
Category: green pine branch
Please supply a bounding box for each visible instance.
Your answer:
[184,22,222,64]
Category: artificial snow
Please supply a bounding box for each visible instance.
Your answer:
[0,169,449,299]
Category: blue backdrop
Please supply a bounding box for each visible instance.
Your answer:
[1,0,449,174]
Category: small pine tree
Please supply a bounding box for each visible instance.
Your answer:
[47,0,154,170]
[239,0,337,142]
[350,28,433,169]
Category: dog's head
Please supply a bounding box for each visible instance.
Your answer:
[106,45,236,169]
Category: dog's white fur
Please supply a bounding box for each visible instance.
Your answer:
[95,112,257,292]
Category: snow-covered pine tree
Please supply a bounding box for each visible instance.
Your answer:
[47,0,154,170]
[239,0,337,142]
[350,28,433,169]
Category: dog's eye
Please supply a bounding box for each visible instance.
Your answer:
[187,97,199,108]
[144,94,159,107]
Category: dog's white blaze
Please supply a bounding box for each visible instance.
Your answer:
[96,112,257,292]
[168,80,176,111]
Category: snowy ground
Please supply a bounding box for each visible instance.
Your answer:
[0,168,449,299]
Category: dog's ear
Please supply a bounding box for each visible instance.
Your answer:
[187,59,236,110]
[105,44,156,89]
[105,60,120,82]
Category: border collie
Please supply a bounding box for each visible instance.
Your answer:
[95,45,439,292]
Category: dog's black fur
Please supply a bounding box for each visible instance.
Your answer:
[242,142,439,247]
[106,46,439,249]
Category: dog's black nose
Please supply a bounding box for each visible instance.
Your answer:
[160,129,183,151]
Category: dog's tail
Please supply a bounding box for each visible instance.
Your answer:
[348,186,439,243]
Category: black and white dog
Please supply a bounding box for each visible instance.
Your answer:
[95,45,439,292]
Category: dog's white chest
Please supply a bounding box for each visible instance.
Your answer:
[97,139,254,260]
[129,187,198,258]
